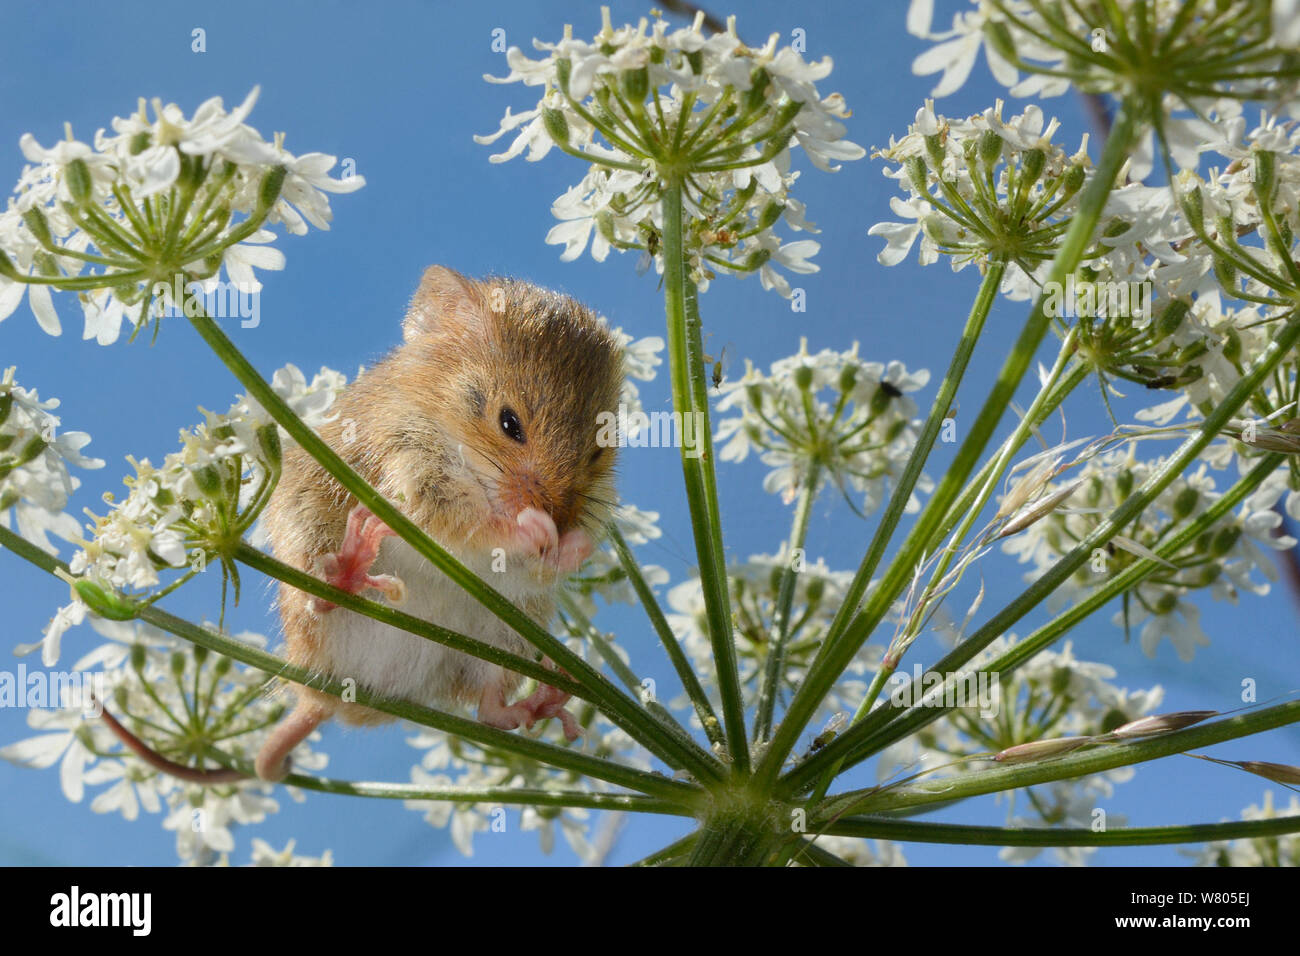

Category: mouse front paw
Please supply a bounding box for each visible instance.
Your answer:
[310,504,406,612]
[512,509,593,574]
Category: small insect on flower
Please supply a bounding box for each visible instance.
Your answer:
[711,346,729,390]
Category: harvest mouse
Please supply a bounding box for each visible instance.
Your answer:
[246,265,625,781]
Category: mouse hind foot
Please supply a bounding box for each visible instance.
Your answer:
[476,669,583,742]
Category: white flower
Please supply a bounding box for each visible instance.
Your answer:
[0,368,104,559]
[714,340,930,512]
[478,8,862,299]
[0,88,365,343]
[1192,791,1300,867]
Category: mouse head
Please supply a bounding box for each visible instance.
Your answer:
[401,265,624,554]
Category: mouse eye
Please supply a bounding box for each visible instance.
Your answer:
[498,407,526,444]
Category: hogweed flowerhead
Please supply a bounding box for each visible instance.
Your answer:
[667,553,884,724]
[880,634,1162,865]
[30,365,346,666]
[477,7,864,296]
[0,87,364,343]
[0,367,104,556]
[909,1,1300,184]
[1000,445,1293,660]
[714,339,931,513]
[871,100,1091,299]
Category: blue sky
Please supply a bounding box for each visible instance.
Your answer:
[1,0,1297,866]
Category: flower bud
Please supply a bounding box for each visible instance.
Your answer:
[983,20,1018,65]
[258,165,288,211]
[22,207,53,247]
[555,58,572,93]
[757,201,784,231]
[804,577,825,604]
[792,364,814,391]
[170,651,187,677]
[1155,298,1190,339]
[838,363,858,393]
[620,66,648,103]
[65,158,93,205]
[905,156,929,195]
[1250,149,1277,202]
[977,129,1003,167]
[1181,185,1204,231]
[191,463,225,501]
[542,107,570,146]
[743,247,771,270]
[1210,525,1240,556]
[130,643,148,672]
[1020,147,1046,184]
[1062,163,1086,197]
[1171,486,1198,520]
[256,423,282,471]
[213,654,232,678]
[74,579,140,621]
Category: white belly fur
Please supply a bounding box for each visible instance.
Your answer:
[314,536,547,708]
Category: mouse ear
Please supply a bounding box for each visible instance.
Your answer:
[403,266,487,342]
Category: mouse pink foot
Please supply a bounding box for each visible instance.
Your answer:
[514,507,559,556]
[514,679,584,741]
[512,508,593,574]
[550,527,594,574]
[310,504,405,612]
[477,671,584,742]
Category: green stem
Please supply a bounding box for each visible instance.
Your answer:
[785,451,1288,792]
[661,179,748,774]
[211,757,692,814]
[816,699,1300,817]
[235,543,581,698]
[184,302,724,786]
[0,524,699,804]
[607,524,725,747]
[752,257,1008,785]
[753,99,1141,790]
[821,814,1300,847]
[753,461,822,743]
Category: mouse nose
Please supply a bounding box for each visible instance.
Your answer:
[501,469,574,531]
